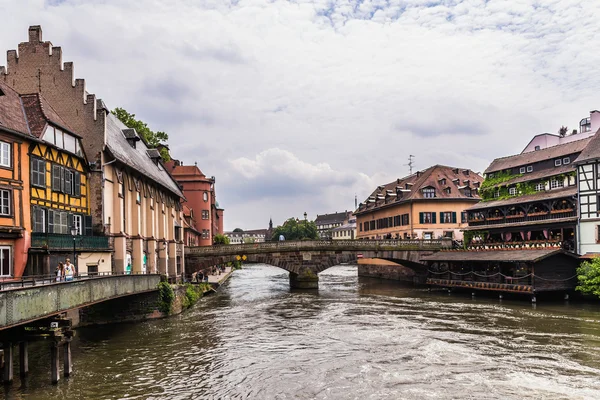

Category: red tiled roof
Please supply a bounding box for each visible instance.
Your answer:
[485,137,591,174]
[20,93,75,138]
[0,81,29,135]
[356,165,483,215]
[574,130,600,165]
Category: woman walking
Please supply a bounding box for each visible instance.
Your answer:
[55,262,64,282]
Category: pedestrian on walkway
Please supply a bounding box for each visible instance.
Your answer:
[64,258,75,281]
[55,262,64,282]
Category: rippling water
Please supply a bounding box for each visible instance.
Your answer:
[7,264,600,399]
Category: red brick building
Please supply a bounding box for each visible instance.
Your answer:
[166,159,224,246]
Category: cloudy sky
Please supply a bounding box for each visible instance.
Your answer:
[2,0,600,230]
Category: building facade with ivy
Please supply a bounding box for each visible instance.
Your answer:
[463,137,589,250]
[355,165,484,240]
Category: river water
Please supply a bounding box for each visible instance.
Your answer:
[6,264,600,399]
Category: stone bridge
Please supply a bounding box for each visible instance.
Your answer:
[0,274,161,331]
[185,239,452,288]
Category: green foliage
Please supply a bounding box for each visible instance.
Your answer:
[576,258,600,298]
[480,170,575,202]
[214,234,230,245]
[112,107,170,161]
[157,281,175,315]
[233,228,244,232]
[270,218,319,241]
[243,237,256,244]
[183,284,202,308]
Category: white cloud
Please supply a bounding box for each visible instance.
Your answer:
[2,0,600,230]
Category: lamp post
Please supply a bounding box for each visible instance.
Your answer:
[70,223,78,276]
[304,212,307,221]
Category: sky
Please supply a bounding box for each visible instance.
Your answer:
[1,0,600,231]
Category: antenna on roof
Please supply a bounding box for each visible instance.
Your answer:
[405,155,415,174]
[355,194,357,209]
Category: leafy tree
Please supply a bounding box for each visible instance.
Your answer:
[576,258,600,298]
[112,107,170,161]
[233,228,244,232]
[243,237,256,244]
[270,218,319,241]
[558,126,568,137]
[213,234,230,245]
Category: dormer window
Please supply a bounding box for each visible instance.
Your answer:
[444,187,451,194]
[520,167,526,174]
[439,178,446,185]
[464,188,472,197]
[423,187,436,198]
[146,149,162,165]
[0,88,4,96]
[527,165,533,173]
[555,159,562,167]
[122,128,141,149]
[563,157,570,165]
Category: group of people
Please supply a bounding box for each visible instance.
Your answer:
[55,258,77,282]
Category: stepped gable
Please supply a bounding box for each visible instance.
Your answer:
[104,113,184,199]
[0,81,29,135]
[485,137,592,174]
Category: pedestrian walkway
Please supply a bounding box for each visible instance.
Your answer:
[207,266,233,284]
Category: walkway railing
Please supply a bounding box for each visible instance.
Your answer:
[31,233,110,250]
[468,210,576,227]
[186,239,452,256]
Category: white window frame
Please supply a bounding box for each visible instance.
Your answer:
[0,189,10,216]
[519,167,526,174]
[509,187,517,196]
[73,214,83,235]
[563,157,570,165]
[526,166,533,173]
[0,246,12,277]
[535,183,545,191]
[0,141,11,168]
[494,190,500,198]
[555,159,562,167]
[550,179,564,189]
[423,188,436,198]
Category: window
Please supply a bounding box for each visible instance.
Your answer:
[443,231,454,239]
[535,182,545,191]
[509,187,517,196]
[73,214,83,235]
[420,212,435,224]
[519,167,526,174]
[0,142,10,168]
[494,190,500,198]
[464,189,472,197]
[526,166,533,173]
[0,246,11,277]
[202,210,209,220]
[203,192,208,202]
[401,214,410,225]
[550,179,564,189]
[52,165,81,196]
[202,229,209,239]
[555,159,562,167]
[422,188,435,198]
[423,232,433,240]
[563,157,570,165]
[31,158,46,187]
[48,210,69,234]
[535,145,540,151]
[0,190,10,216]
[461,211,468,223]
[440,212,456,224]
[32,207,45,233]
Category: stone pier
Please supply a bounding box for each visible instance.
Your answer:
[289,268,319,289]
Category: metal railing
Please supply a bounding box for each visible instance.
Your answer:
[468,210,576,227]
[186,239,452,256]
[31,233,110,250]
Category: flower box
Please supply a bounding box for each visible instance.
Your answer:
[527,212,547,217]
[487,217,503,221]
[506,214,525,219]
[550,209,573,214]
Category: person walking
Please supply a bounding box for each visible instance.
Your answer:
[64,258,75,281]
[55,262,64,282]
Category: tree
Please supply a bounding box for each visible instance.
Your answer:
[576,258,600,298]
[213,234,230,245]
[558,126,568,137]
[270,218,319,241]
[233,228,244,232]
[243,237,256,244]
[112,107,170,161]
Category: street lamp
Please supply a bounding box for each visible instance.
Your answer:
[304,212,307,221]
[70,223,78,276]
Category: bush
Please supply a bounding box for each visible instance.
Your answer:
[157,281,175,314]
[184,284,201,308]
[576,258,600,298]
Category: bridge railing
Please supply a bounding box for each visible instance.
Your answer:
[186,239,452,256]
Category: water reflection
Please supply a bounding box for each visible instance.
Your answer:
[6,264,600,399]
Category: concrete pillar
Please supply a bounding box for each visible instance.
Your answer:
[63,341,72,377]
[132,238,144,274]
[19,342,28,378]
[113,236,127,274]
[289,268,319,289]
[50,344,60,384]
[147,240,157,274]
[168,242,177,277]
[158,243,168,276]
[2,343,13,384]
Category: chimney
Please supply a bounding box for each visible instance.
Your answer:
[590,110,600,133]
[28,26,43,43]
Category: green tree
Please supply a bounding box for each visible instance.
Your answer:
[213,234,230,245]
[270,218,319,241]
[243,237,256,244]
[576,258,600,298]
[112,107,170,161]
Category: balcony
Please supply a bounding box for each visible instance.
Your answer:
[468,209,576,227]
[31,233,110,251]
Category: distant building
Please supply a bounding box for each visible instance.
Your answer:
[224,229,268,244]
[315,211,352,239]
[355,165,483,240]
[331,214,356,240]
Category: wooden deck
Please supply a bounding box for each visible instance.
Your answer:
[427,278,533,293]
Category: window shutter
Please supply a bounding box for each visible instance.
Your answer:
[48,209,54,233]
[74,172,81,197]
[419,212,424,224]
[60,166,65,193]
[439,212,444,224]
[432,213,437,224]
[52,165,61,191]
[68,213,74,232]
[84,216,93,236]
[30,160,36,186]
[452,212,457,223]
[65,170,72,195]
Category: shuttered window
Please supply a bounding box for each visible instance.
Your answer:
[31,158,46,187]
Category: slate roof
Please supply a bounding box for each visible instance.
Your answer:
[0,81,29,135]
[104,113,184,199]
[315,211,351,225]
[421,249,573,262]
[467,186,576,210]
[485,137,591,174]
[573,130,600,165]
[355,165,483,215]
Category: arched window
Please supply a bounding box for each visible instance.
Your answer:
[203,192,208,202]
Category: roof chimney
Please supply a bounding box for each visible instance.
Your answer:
[28,25,42,43]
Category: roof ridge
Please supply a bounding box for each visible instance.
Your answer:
[490,136,593,163]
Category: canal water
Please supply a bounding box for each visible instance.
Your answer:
[6,264,600,399]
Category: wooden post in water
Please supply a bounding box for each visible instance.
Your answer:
[50,343,60,384]
[2,343,13,384]
[19,342,28,377]
[63,340,72,377]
